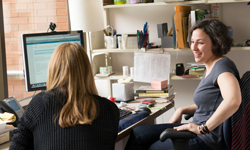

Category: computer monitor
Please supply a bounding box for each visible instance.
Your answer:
[22,30,84,92]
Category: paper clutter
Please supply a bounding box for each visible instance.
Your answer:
[118,77,132,84]
[0,121,6,131]
[0,112,16,123]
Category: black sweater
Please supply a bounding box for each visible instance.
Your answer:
[10,91,119,150]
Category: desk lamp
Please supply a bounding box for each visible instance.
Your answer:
[68,0,105,64]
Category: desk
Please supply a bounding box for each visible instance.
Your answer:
[0,97,174,150]
[0,141,10,150]
[116,96,174,143]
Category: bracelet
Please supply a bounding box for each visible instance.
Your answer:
[199,122,210,134]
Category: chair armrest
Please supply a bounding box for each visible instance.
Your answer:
[160,128,197,142]
[184,114,194,120]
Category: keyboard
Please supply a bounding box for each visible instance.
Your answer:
[119,109,132,119]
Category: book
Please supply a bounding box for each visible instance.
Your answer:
[190,10,197,27]
[190,9,211,27]
[196,10,209,21]
[172,14,177,49]
[180,74,200,78]
[187,62,205,68]
[189,69,205,76]
[135,85,174,98]
[174,5,191,49]
[134,92,174,98]
[136,85,173,93]
[182,16,188,48]
[190,67,205,71]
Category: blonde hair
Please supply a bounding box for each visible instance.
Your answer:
[46,43,98,128]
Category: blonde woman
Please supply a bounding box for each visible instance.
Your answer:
[10,43,119,150]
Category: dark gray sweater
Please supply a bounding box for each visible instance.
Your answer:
[10,90,119,150]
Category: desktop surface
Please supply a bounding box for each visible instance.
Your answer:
[0,97,174,148]
[116,97,174,143]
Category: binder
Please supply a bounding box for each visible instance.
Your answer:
[174,12,190,49]
[182,16,189,48]
[175,5,191,14]
[172,14,177,49]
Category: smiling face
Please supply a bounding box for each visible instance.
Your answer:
[190,29,216,64]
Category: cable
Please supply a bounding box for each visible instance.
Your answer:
[32,91,37,98]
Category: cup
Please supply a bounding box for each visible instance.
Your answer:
[130,67,134,76]
[114,0,126,4]
[118,36,122,49]
[137,34,149,49]
[123,66,128,76]
[130,0,138,3]
[111,35,117,48]
[105,36,117,49]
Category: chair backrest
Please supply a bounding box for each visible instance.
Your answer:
[230,71,250,150]
[223,117,231,150]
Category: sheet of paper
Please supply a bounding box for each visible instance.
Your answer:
[134,52,170,83]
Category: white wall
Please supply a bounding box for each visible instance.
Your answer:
[103,2,250,124]
[105,2,250,123]
[103,3,250,149]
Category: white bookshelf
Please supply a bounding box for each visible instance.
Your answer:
[103,0,249,9]
[103,1,205,9]
[91,1,250,99]
[92,46,250,54]
[94,72,203,80]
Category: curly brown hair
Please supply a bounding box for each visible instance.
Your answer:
[188,19,233,57]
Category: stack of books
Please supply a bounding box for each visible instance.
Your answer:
[134,85,174,98]
[187,62,206,77]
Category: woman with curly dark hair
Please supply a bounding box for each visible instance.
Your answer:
[125,19,241,150]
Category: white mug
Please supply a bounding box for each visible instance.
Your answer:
[105,36,117,49]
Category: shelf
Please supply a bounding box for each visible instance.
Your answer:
[92,49,136,54]
[103,0,249,9]
[206,0,250,4]
[231,46,250,51]
[103,1,205,9]
[92,46,250,54]
[94,72,133,80]
[170,76,202,80]
[94,72,202,80]
[92,48,191,54]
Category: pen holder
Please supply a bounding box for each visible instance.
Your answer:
[105,35,117,49]
[137,34,149,49]
[114,0,126,4]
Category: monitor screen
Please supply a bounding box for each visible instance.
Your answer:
[22,31,84,92]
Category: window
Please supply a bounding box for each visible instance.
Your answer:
[2,0,69,99]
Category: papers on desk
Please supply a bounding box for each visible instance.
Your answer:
[0,125,16,134]
[134,52,170,83]
[0,125,16,145]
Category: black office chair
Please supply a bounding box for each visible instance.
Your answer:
[160,71,250,150]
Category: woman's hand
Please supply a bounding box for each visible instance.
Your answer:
[174,123,201,135]
[169,108,183,123]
